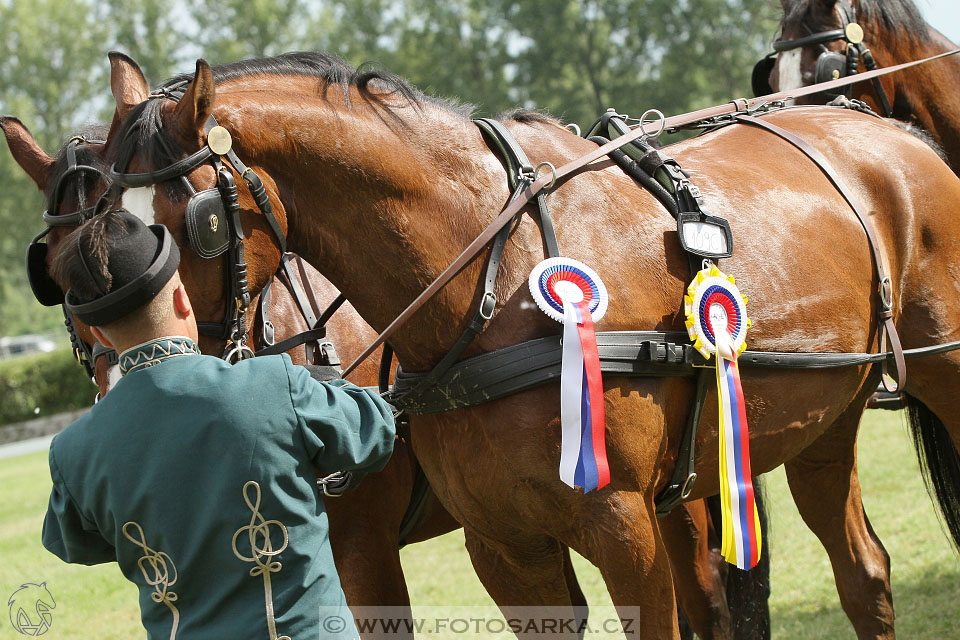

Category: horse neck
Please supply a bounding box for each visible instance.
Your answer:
[223,91,510,369]
[867,25,960,171]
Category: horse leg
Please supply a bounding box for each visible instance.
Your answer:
[575,491,681,640]
[659,500,730,640]
[325,438,417,640]
[783,397,894,640]
[464,529,584,640]
[561,546,590,640]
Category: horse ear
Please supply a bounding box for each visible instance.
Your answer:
[0,116,54,190]
[172,59,216,137]
[109,51,150,123]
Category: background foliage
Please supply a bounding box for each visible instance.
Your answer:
[0,0,780,337]
[0,349,94,424]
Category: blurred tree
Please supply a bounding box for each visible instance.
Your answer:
[190,0,318,64]
[104,0,184,84]
[0,0,105,336]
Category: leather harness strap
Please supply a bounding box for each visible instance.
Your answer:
[389,119,561,404]
[341,47,960,378]
[734,114,906,392]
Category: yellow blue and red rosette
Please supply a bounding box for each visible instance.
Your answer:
[684,264,761,570]
[529,258,610,492]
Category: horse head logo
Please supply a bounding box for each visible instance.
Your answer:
[7,582,56,636]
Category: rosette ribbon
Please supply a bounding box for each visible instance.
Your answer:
[684,265,760,570]
[529,258,610,493]
[559,300,610,492]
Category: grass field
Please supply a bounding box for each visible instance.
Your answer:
[2,410,958,638]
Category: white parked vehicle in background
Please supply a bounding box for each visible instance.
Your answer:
[0,334,57,360]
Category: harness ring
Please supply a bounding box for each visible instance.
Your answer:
[534,162,557,192]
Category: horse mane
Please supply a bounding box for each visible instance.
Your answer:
[44,123,110,210]
[497,108,564,126]
[109,51,475,171]
[785,0,928,40]
[892,120,951,167]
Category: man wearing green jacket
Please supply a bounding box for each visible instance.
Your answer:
[42,209,395,639]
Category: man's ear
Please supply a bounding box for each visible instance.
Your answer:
[90,326,114,350]
[173,282,193,318]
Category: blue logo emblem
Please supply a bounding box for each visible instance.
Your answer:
[7,583,56,636]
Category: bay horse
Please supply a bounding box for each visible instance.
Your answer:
[757,0,960,170]
[3,84,747,638]
[100,51,960,638]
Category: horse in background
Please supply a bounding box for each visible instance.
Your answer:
[756,0,960,170]
[101,50,960,638]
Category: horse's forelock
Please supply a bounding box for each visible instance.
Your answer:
[44,123,110,208]
[108,98,184,175]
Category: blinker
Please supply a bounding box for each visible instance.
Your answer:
[814,52,851,97]
[185,188,230,258]
[751,54,777,97]
[26,228,65,306]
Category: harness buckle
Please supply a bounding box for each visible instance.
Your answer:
[479,291,497,320]
[680,472,698,499]
[879,276,894,310]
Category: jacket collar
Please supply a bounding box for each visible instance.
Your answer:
[119,336,201,376]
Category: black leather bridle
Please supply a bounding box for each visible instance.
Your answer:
[24,136,113,383]
[753,0,894,117]
[108,84,287,362]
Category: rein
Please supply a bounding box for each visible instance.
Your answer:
[341,46,960,377]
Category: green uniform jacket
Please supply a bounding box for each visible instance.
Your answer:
[42,337,396,640]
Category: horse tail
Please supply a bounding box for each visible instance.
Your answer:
[906,395,960,552]
[708,477,772,640]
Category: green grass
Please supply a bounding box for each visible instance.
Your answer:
[2,410,957,638]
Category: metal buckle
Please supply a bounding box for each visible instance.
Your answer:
[479,291,497,320]
[316,471,349,498]
[223,339,255,363]
[680,472,698,499]
[879,276,893,310]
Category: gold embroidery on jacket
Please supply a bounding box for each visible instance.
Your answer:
[232,481,291,640]
[122,521,180,640]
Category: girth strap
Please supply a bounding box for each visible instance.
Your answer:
[734,114,906,392]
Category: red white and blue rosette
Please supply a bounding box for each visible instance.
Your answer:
[529,258,610,493]
[684,264,760,570]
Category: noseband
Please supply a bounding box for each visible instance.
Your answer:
[753,1,894,116]
[108,84,287,362]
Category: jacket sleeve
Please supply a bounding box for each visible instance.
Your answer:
[42,442,115,565]
[286,360,396,473]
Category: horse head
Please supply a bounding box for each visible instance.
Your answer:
[106,55,290,359]
[0,115,119,395]
[757,0,937,115]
